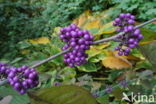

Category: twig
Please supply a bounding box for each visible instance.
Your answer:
[93,18,156,45]
[0,18,156,86]
[30,18,156,68]
[135,18,156,29]
[31,48,71,68]
[0,79,8,86]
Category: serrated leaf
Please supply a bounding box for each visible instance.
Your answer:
[28,85,97,104]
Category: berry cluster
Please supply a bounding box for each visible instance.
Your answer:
[8,66,39,94]
[119,80,128,88]
[60,24,94,67]
[113,13,143,56]
[0,63,9,78]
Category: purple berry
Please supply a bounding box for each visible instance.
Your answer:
[127,25,134,31]
[128,38,135,43]
[70,42,76,47]
[115,18,121,23]
[118,51,123,56]
[78,39,85,44]
[128,44,135,48]
[105,86,113,94]
[71,31,77,37]
[134,29,140,36]
[119,13,125,18]
[84,34,90,40]
[60,24,93,67]
[115,46,120,51]
[8,66,39,94]
[138,34,144,40]
[128,19,134,24]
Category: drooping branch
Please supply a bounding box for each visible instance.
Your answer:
[0,18,156,86]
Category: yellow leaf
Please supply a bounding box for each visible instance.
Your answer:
[95,43,110,49]
[98,22,116,34]
[139,40,156,45]
[83,19,102,30]
[29,37,50,44]
[73,10,91,27]
[102,56,132,69]
[21,49,30,54]
[114,51,141,61]
[86,46,102,57]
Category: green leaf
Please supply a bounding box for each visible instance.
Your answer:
[77,62,98,72]
[50,45,63,65]
[98,22,115,35]
[128,85,144,94]
[28,85,97,104]
[112,87,124,100]
[59,67,76,80]
[18,41,31,49]
[138,41,156,69]
[0,86,30,104]
[140,28,156,43]
[97,95,109,104]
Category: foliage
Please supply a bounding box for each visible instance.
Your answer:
[1,0,156,104]
[110,0,156,21]
[0,0,48,59]
[0,86,30,104]
[0,0,113,59]
[29,85,97,104]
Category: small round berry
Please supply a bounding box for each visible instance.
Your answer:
[128,19,134,25]
[128,44,135,48]
[118,51,123,56]
[115,18,121,23]
[119,13,126,18]
[78,39,85,44]
[134,29,140,36]
[115,46,120,51]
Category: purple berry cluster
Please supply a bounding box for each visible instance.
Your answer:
[0,63,9,78]
[119,80,128,88]
[8,66,39,94]
[105,85,113,94]
[113,13,143,56]
[60,24,94,67]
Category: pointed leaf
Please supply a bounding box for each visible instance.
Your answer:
[28,85,97,104]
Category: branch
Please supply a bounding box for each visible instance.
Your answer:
[93,18,156,45]
[0,18,156,86]
[30,18,156,68]
[31,48,71,68]
[0,79,8,86]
